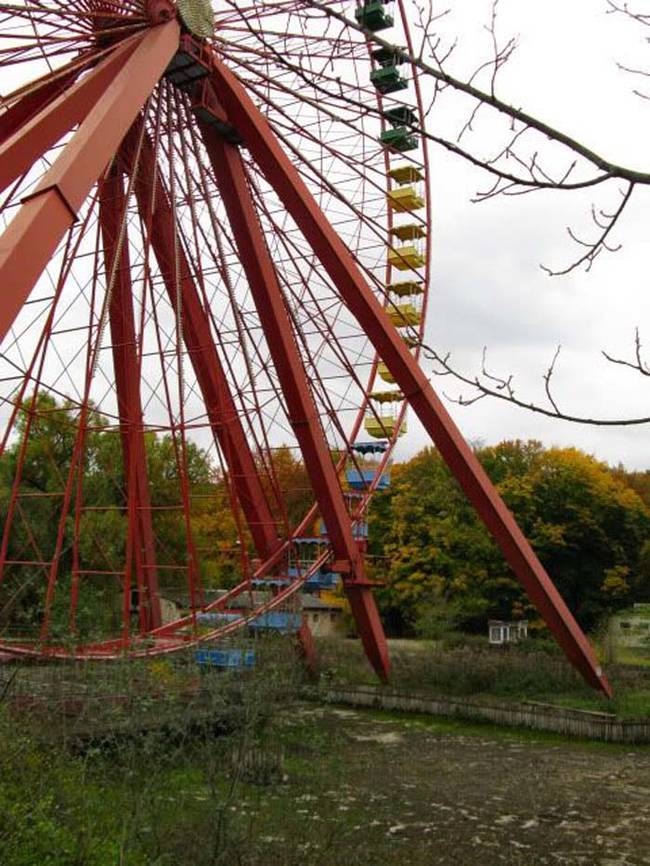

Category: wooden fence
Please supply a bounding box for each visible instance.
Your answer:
[317,685,650,744]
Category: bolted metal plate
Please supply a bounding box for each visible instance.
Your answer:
[177,0,214,37]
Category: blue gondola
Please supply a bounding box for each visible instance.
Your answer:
[251,576,293,587]
[195,648,256,669]
[304,571,339,591]
[249,611,302,632]
[345,468,390,490]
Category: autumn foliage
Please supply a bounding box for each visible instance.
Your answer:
[1,393,648,641]
[368,440,650,636]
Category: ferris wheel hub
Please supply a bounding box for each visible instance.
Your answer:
[145,0,215,41]
[176,0,215,37]
[146,0,177,26]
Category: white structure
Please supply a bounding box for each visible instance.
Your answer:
[488,620,528,646]
[609,604,650,650]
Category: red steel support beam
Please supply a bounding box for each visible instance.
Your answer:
[0,34,143,194]
[120,130,281,562]
[98,165,162,630]
[199,127,389,681]
[205,51,611,696]
[0,72,76,147]
[0,19,179,348]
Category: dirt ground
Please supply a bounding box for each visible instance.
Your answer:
[257,705,650,866]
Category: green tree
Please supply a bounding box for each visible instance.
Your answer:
[0,395,224,638]
[370,441,650,635]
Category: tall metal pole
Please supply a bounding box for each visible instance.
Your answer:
[123,127,317,667]
[99,164,162,630]
[0,34,143,194]
[120,129,282,563]
[0,19,180,346]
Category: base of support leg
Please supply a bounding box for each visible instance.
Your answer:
[344,582,390,682]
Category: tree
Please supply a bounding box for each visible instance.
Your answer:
[0,391,327,638]
[0,394,227,638]
[369,441,650,634]
[260,445,313,532]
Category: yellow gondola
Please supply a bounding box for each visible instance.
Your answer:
[386,186,425,212]
[387,244,425,271]
[377,362,396,383]
[369,389,404,403]
[386,279,424,297]
[386,302,422,327]
[389,223,426,241]
[388,165,424,184]
[364,415,407,439]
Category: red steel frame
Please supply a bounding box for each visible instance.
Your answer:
[203,48,610,697]
[119,125,317,667]
[0,20,180,346]
[199,124,390,680]
[0,34,143,194]
[119,126,281,563]
[0,16,610,695]
[0,65,81,146]
[98,164,162,630]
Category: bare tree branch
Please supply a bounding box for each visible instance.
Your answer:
[307,0,650,185]
[603,328,650,376]
[607,0,650,27]
[415,340,650,426]
[540,183,634,276]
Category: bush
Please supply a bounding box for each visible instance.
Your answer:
[0,636,303,866]
[316,635,589,699]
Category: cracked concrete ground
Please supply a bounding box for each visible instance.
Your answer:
[261,705,650,865]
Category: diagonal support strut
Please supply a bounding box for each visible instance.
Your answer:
[123,124,317,668]
[120,126,282,564]
[204,49,611,696]
[199,125,389,681]
[0,19,180,348]
[0,33,144,196]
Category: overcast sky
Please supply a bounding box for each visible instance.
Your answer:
[393,0,650,469]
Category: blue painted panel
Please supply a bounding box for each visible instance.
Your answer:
[304,571,339,590]
[346,468,390,490]
[251,577,292,587]
[195,648,256,669]
[196,612,240,624]
[249,611,302,632]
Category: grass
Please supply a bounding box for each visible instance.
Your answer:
[4,641,650,865]
[3,633,650,865]
[608,646,650,667]
[315,636,650,718]
[5,698,648,865]
[0,637,310,866]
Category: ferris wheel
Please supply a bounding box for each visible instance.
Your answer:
[0,0,609,695]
